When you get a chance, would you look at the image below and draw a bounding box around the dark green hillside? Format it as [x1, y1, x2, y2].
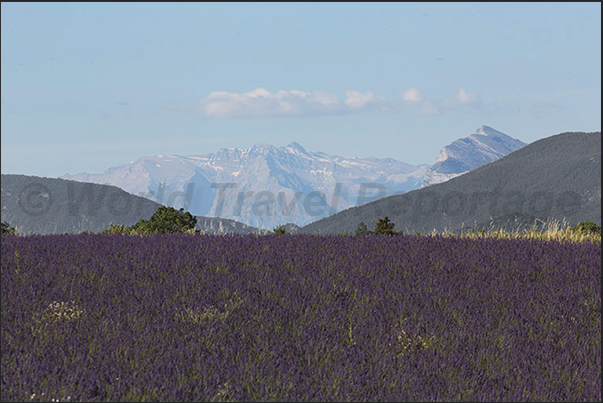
[1, 174, 163, 235]
[300, 131, 601, 234]
[1, 174, 262, 235]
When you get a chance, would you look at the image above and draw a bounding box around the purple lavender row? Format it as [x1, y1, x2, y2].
[1, 234, 600, 401]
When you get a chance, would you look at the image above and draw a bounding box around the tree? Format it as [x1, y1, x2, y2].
[355, 221, 370, 236]
[272, 225, 287, 235]
[133, 206, 197, 234]
[103, 206, 197, 235]
[1, 222, 17, 235]
[373, 216, 402, 236]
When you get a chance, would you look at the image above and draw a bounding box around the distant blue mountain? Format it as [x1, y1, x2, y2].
[60, 126, 526, 229]
[61, 143, 429, 229]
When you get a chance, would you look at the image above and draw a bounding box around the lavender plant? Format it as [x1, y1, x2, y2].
[1, 233, 600, 401]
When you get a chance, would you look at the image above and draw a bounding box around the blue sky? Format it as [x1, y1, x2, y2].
[1, 2, 601, 178]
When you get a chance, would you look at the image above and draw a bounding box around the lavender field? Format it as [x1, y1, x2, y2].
[1, 233, 600, 401]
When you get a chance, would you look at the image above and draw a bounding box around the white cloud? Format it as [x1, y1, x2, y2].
[290, 89, 310, 98]
[398, 88, 439, 115]
[402, 88, 422, 102]
[457, 88, 479, 104]
[439, 87, 485, 113]
[198, 88, 386, 118]
[186, 86, 489, 118]
[313, 91, 340, 106]
[343, 91, 377, 109]
[199, 88, 345, 118]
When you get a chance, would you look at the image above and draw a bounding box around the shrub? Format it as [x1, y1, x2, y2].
[1, 222, 17, 235]
[272, 225, 287, 235]
[570, 220, 601, 235]
[103, 224, 135, 235]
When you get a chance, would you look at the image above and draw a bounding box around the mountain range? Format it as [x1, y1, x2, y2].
[3, 130, 599, 235]
[60, 125, 524, 229]
[299, 131, 601, 234]
[61, 143, 429, 229]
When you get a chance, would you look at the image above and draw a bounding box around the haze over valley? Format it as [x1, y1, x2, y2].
[60, 126, 526, 229]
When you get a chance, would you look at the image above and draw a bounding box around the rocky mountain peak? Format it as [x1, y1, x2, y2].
[422, 126, 526, 187]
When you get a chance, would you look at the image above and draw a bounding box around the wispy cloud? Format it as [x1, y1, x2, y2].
[173, 87, 498, 118]
[194, 88, 389, 118]
[457, 87, 479, 104]
[402, 88, 422, 102]
[196, 88, 383, 118]
[399, 88, 440, 115]
[343, 91, 378, 109]
[440, 87, 482, 112]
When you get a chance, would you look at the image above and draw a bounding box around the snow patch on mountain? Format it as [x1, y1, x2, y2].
[62, 143, 430, 229]
[61, 126, 525, 228]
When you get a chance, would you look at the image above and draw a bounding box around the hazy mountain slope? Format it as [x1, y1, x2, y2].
[61, 142, 429, 229]
[1, 174, 161, 235]
[1, 174, 262, 235]
[422, 125, 526, 187]
[300, 131, 601, 234]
